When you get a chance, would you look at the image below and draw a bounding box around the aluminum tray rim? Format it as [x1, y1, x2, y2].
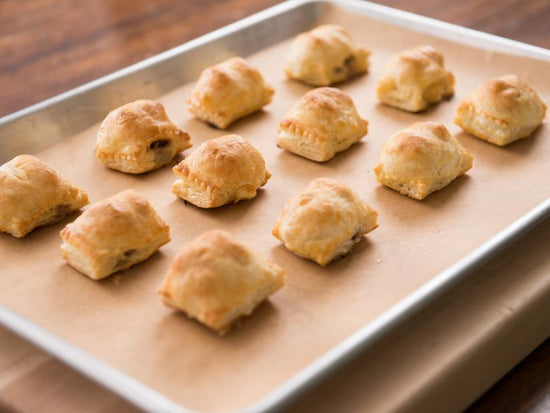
[1, 1, 549, 412]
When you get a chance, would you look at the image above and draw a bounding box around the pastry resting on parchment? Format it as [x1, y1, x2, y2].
[376, 45, 454, 112]
[172, 134, 270, 208]
[285, 24, 370, 86]
[158, 229, 285, 335]
[454, 74, 547, 146]
[187, 57, 274, 129]
[273, 177, 378, 266]
[0, 154, 89, 238]
[96, 99, 191, 174]
[374, 121, 473, 200]
[278, 87, 368, 162]
[60, 189, 170, 280]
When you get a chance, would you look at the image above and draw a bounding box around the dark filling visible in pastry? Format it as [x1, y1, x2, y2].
[149, 139, 173, 164]
[149, 139, 170, 150]
[114, 249, 137, 269]
[332, 230, 363, 262]
[351, 230, 362, 242]
[53, 204, 73, 220]
[43, 204, 74, 226]
[333, 55, 356, 75]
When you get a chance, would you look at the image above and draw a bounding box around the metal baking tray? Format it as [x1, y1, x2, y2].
[1, 1, 549, 412]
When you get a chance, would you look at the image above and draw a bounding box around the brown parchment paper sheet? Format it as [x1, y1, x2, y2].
[1, 5, 549, 412]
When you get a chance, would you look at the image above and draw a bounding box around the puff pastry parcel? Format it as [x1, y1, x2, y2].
[96, 100, 191, 174]
[0, 155, 89, 238]
[272, 178, 378, 266]
[374, 122, 473, 200]
[454, 74, 547, 146]
[285, 24, 370, 86]
[376, 45, 455, 112]
[172, 134, 271, 208]
[158, 229, 285, 335]
[60, 189, 170, 280]
[278, 87, 368, 162]
[187, 57, 274, 129]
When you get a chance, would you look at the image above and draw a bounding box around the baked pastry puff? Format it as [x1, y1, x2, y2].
[158, 229, 285, 335]
[454, 74, 547, 146]
[172, 135, 271, 208]
[376, 45, 454, 112]
[272, 178, 378, 266]
[285, 24, 370, 86]
[96, 100, 191, 174]
[60, 189, 170, 280]
[374, 122, 473, 200]
[0, 155, 89, 238]
[278, 87, 368, 162]
[187, 57, 274, 129]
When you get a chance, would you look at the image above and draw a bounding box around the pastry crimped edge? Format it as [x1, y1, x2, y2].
[277, 87, 369, 162]
[96, 100, 192, 174]
[172, 161, 271, 208]
[171, 135, 271, 208]
[96, 128, 191, 174]
[278, 119, 368, 162]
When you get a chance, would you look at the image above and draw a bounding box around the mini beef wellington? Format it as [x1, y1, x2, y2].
[376, 45, 454, 112]
[172, 135, 271, 208]
[158, 229, 285, 335]
[187, 57, 274, 129]
[60, 190, 170, 280]
[272, 177, 378, 266]
[0, 155, 89, 238]
[285, 24, 370, 86]
[278, 87, 368, 162]
[374, 122, 473, 200]
[454, 74, 547, 146]
[96, 100, 191, 174]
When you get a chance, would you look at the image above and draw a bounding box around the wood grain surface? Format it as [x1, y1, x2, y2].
[1, 0, 549, 412]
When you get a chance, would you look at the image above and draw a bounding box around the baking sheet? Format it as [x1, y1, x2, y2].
[1, 3, 549, 412]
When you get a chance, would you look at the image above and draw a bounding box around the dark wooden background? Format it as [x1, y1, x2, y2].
[1, 0, 549, 412]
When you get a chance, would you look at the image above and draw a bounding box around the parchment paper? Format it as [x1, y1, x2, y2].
[1, 5, 549, 412]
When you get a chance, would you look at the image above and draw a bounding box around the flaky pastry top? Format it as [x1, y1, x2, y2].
[456, 74, 547, 129]
[187, 57, 274, 129]
[279, 87, 368, 142]
[376, 121, 472, 184]
[158, 229, 285, 333]
[60, 189, 170, 260]
[285, 24, 370, 86]
[173, 134, 270, 194]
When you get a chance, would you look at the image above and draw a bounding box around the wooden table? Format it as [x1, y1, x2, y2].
[1, 1, 549, 412]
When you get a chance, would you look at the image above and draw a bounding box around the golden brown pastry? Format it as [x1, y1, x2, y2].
[272, 178, 378, 266]
[0, 155, 89, 238]
[96, 100, 191, 174]
[158, 229, 285, 335]
[376, 45, 454, 112]
[285, 24, 370, 86]
[172, 134, 271, 208]
[278, 87, 368, 162]
[187, 57, 274, 129]
[374, 122, 473, 200]
[60, 189, 170, 280]
[454, 74, 547, 146]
